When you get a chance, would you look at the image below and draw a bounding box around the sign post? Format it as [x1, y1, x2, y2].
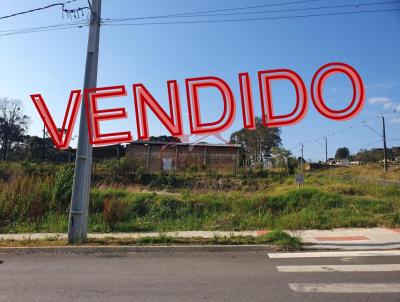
[295, 173, 304, 189]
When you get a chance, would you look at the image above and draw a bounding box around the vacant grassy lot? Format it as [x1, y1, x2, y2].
[0, 161, 399, 233]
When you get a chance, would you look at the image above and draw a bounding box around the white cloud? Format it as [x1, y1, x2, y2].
[383, 102, 394, 109]
[368, 97, 399, 111]
[368, 96, 391, 104]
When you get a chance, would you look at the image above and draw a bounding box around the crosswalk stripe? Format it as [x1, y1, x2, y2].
[289, 283, 400, 293]
[268, 250, 400, 258]
[277, 264, 400, 272]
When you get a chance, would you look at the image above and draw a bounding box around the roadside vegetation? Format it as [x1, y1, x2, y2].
[1, 160, 399, 234]
[0, 230, 301, 250]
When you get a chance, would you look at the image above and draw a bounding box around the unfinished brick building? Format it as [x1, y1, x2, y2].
[125, 141, 241, 174]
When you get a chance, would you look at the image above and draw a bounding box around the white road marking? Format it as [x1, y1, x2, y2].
[268, 250, 400, 258]
[289, 283, 400, 293]
[277, 264, 400, 272]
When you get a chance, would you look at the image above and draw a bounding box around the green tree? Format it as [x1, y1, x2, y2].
[0, 98, 29, 160]
[335, 147, 350, 159]
[271, 147, 296, 175]
[230, 117, 281, 167]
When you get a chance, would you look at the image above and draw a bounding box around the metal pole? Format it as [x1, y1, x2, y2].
[235, 147, 239, 176]
[68, 0, 101, 244]
[300, 143, 304, 171]
[382, 115, 388, 172]
[324, 136, 328, 164]
[146, 144, 151, 170]
[175, 144, 178, 173]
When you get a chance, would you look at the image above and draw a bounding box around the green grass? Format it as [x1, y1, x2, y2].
[0, 163, 399, 234]
[0, 230, 301, 250]
[2, 186, 399, 233]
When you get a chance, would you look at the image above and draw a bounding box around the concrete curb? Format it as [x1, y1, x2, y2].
[0, 244, 273, 254]
[1, 228, 398, 251]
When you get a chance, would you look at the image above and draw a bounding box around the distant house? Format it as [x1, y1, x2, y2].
[69, 144, 126, 162]
[304, 162, 327, 171]
[92, 144, 125, 161]
[328, 159, 350, 166]
[125, 141, 241, 174]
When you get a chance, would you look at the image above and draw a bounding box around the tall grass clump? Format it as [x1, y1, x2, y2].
[0, 176, 53, 231]
[103, 198, 129, 231]
[51, 165, 74, 211]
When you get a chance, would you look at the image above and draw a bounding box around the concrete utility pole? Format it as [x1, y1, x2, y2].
[381, 115, 388, 172]
[324, 136, 328, 164]
[68, 0, 101, 244]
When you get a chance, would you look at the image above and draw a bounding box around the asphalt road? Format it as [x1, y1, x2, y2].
[1, 250, 400, 302]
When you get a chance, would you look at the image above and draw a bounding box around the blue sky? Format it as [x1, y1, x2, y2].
[1, 0, 400, 161]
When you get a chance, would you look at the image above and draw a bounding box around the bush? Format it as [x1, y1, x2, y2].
[103, 198, 129, 231]
[20, 161, 37, 176]
[127, 193, 156, 217]
[150, 195, 182, 219]
[150, 173, 184, 189]
[51, 165, 74, 211]
[0, 163, 11, 181]
[96, 158, 141, 184]
[90, 188, 129, 213]
[263, 189, 345, 214]
[326, 184, 361, 195]
[0, 175, 52, 229]
[258, 230, 302, 250]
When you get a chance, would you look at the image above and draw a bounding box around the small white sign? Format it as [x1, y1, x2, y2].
[162, 158, 173, 171]
[295, 173, 304, 184]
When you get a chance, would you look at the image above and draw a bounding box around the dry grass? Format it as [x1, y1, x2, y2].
[1, 163, 399, 234]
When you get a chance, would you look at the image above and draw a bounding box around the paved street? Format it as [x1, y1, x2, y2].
[1, 250, 400, 302]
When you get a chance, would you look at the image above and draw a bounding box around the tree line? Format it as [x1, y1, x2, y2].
[0, 97, 72, 162]
[2, 97, 397, 166]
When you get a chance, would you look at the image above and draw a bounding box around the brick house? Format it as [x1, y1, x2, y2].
[125, 141, 241, 174]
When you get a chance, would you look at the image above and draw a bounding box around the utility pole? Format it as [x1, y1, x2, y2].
[68, 0, 101, 244]
[324, 136, 328, 164]
[362, 118, 389, 171]
[300, 143, 304, 171]
[381, 115, 388, 172]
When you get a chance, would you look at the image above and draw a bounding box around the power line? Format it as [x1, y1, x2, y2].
[1, 1, 399, 37]
[0, 23, 88, 37]
[103, 0, 325, 22]
[0, 0, 90, 21]
[353, 139, 383, 150]
[291, 117, 379, 153]
[301, 125, 360, 146]
[290, 113, 400, 162]
[0, 20, 87, 33]
[0, 0, 76, 20]
[101, 8, 400, 27]
[363, 120, 383, 137]
[0, 0, 324, 23]
[102, 1, 400, 23]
